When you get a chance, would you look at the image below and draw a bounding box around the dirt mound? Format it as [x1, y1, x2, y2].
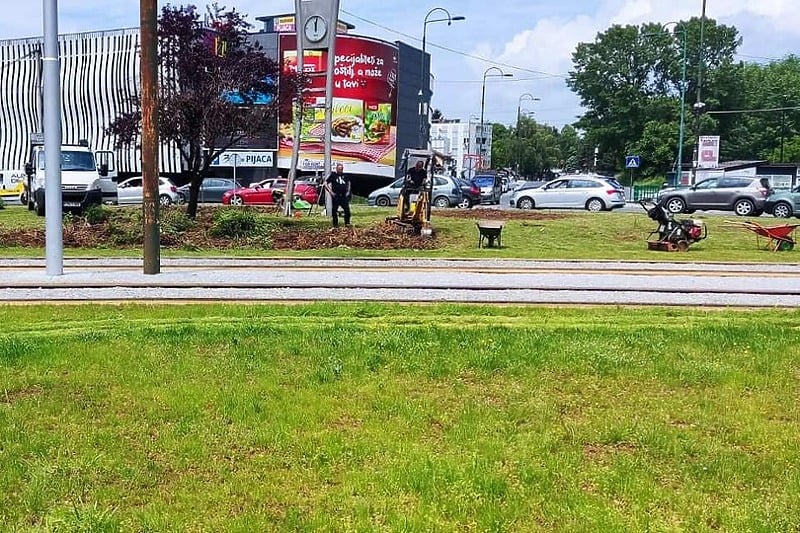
[272, 222, 437, 250]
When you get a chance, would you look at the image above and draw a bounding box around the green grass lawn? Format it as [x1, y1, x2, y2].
[2, 303, 800, 531]
[1, 204, 799, 262]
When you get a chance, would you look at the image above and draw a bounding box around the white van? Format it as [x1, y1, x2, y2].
[25, 140, 118, 216]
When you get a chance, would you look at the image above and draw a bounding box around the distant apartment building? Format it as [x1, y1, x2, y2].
[429, 120, 492, 178]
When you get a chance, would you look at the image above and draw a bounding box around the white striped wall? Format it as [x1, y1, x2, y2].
[0, 28, 182, 174]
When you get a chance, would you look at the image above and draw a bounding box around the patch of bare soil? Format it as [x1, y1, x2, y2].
[272, 222, 437, 250]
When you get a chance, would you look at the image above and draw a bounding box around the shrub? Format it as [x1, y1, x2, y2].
[161, 209, 194, 235]
[83, 204, 108, 225]
[210, 208, 270, 239]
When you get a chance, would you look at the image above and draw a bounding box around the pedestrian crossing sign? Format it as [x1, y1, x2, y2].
[625, 156, 641, 169]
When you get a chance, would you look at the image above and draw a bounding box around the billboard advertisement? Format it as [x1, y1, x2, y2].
[698, 135, 721, 169]
[278, 34, 399, 177]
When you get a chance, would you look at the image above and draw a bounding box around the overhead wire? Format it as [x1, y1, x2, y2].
[339, 8, 567, 80]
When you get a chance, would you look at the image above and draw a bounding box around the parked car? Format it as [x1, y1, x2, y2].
[765, 184, 800, 218]
[456, 178, 482, 208]
[367, 175, 462, 208]
[472, 174, 503, 204]
[510, 175, 626, 211]
[177, 178, 239, 203]
[117, 176, 180, 206]
[657, 176, 771, 216]
[248, 178, 319, 203]
[221, 179, 319, 206]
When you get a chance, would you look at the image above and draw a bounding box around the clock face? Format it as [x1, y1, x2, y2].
[303, 15, 328, 43]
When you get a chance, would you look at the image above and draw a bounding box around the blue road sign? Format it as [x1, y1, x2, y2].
[625, 156, 641, 169]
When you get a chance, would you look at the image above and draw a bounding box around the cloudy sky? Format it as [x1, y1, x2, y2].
[2, 0, 797, 130]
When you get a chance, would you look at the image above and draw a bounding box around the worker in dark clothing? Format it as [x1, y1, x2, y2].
[325, 163, 351, 227]
[401, 160, 427, 214]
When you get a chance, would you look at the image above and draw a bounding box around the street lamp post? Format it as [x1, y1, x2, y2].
[644, 22, 687, 185]
[479, 66, 513, 168]
[691, 0, 708, 186]
[516, 92, 539, 176]
[418, 8, 464, 149]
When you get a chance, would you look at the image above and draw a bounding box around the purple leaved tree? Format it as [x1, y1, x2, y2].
[108, 4, 303, 218]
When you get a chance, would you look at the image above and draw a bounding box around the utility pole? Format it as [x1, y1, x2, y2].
[43, 0, 63, 276]
[141, 0, 160, 274]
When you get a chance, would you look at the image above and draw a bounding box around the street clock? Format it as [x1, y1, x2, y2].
[303, 15, 328, 43]
[297, 0, 337, 50]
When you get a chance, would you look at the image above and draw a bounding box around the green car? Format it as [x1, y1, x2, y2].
[765, 185, 800, 218]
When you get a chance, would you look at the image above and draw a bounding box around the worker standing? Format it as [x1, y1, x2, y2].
[325, 163, 352, 227]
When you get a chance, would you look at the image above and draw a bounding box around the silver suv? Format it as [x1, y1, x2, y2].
[657, 176, 771, 216]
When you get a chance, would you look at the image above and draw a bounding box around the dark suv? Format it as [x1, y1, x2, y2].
[657, 176, 771, 216]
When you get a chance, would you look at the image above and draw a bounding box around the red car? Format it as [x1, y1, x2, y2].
[221, 179, 319, 206]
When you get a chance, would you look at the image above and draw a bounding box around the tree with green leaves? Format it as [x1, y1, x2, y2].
[108, 4, 301, 218]
[568, 18, 742, 177]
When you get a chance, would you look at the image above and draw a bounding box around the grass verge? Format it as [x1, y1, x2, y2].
[2, 303, 800, 531]
[1, 204, 800, 262]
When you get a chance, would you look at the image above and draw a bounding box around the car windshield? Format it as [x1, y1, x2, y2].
[37, 150, 97, 171]
[604, 178, 624, 189]
[473, 177, 496, 187]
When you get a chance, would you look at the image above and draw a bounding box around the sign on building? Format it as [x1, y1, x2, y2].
[211, 151, 275, 167]
[698, 135, 720, 169]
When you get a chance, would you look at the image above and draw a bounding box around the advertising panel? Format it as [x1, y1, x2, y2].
[698, 135, 721, 169]
[0, 169, 26, 199]
[278, 34, 399, 177]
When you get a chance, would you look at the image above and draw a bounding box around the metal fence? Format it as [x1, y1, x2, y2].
[632, 185, 662, 201]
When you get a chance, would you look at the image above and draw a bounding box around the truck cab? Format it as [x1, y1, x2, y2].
[25, 140, 118, 216]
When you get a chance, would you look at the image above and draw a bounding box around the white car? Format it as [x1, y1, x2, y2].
[510, 175, 626, 211]
[117, 176, 181, 206]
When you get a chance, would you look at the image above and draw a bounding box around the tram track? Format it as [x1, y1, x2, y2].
[1, 257, 798, 306]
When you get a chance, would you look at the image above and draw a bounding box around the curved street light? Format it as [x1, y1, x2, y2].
[418, 7, 465, 148]
[516, 93, 540, 175]
[479, 66, 513, 168]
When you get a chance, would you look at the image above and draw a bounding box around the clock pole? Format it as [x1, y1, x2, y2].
[292, 0, 340, 218]
[323, 0, 340, 218]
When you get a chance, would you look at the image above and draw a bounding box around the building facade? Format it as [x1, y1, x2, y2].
[0, 16, 428, 197]
[429, 120, 490, 179]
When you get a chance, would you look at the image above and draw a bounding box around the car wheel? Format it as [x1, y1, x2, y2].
[665, 197, 685, 214]
[586, 198, 605, 212]
[734, 198, 755, 217]
[159, 194, 172, 207]
[517, 197, 534, 210]
[772, 202, 792, 218]
[433, 195, 450, 208]
[457, 197, 471, 209]
[376, 195, 391, 207]
[229, 195, 244, 206]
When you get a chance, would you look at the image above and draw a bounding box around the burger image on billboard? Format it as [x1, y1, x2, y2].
[364, 102, 391, 145]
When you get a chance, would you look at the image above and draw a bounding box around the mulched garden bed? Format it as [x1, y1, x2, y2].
[0, 206, 438, 251]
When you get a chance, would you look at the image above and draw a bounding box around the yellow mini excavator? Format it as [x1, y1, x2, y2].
[387, 149, 434, 236]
